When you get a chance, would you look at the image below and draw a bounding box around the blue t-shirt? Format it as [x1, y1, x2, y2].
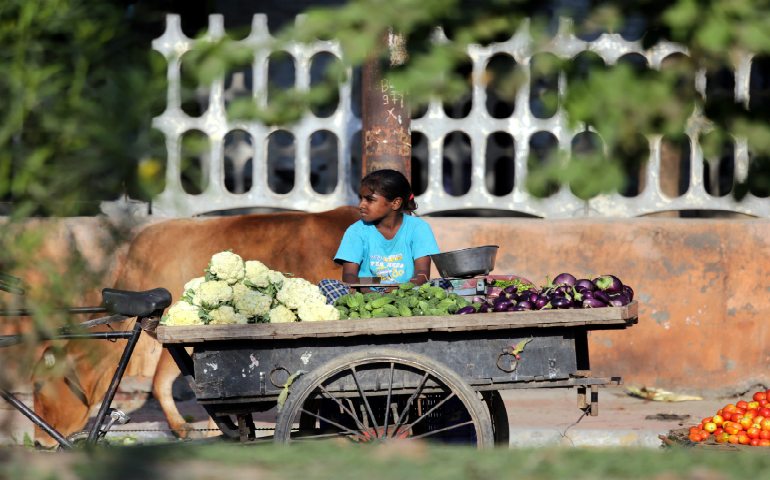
[334, 215, 440, 284]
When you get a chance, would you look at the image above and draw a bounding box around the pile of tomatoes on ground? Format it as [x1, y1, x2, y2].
[690, 390, 770, 446]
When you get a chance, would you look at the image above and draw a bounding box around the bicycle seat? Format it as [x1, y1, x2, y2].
[102, 288, 173, 317]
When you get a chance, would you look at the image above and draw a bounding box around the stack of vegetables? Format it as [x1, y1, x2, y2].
[162, 250, 340, 326]
[334, 283, 471, 319]
[458, 273, 634, 314]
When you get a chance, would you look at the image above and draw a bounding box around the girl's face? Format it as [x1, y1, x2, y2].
[358, 185, 401, 222]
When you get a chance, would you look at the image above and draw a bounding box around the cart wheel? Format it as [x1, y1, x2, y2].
[481, 391, 509, 446]
[274, 348, 494, 448]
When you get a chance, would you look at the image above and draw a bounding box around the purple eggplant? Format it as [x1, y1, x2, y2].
[494, 298, 514, 312]
[551, 296, 573, 309]
[473, 296, 486, 303]
[554, 285, 569, 296]
[607, 292, 630, 307]
[581, 290, 595, 300]
[623, 285, 634, 302]
[512, 305, 527, 311]
[593, 290, 612, 304]
[456, 306, 476, 315]
[575, 279, 595, 292]
[535, 295, 551, 310]
[507, 304, 518, 312]
[526, 292, 539, 303]
[478, 303, 495, 313]
[581, 298, 608, 308]
[516, 300, 534, 310]
[503, 285, 520, 296]
[594, 275, 623, 294]
[553, 273, 577, 286]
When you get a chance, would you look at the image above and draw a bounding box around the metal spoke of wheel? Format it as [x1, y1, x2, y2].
[291, 432, 350, 442]
[317, 384, 369, 433]
[298, 408, 365, 439]
[408, 421, 475, 440]
[382, 362, 395, 436]
[350, 366, 380, 437]
[389, 371, 430, 438]
[393, 392, 456, 438]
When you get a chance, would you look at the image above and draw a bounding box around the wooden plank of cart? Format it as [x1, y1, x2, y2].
[156, 301, 638, 447]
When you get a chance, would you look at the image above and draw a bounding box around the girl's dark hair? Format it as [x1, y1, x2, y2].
[360, 169, 417, 215]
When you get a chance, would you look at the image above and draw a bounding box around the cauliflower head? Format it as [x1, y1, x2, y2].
[209, 305, 249, 325]
[165, 301, 203, 326]
[244, 261, 271, 288]
[194, 280, 234, 307]
[297, 302, 341, 322]
[268, 305, 296, 323]
[183, 276, 206, 294]
[234, 288, 272, 318]
[276, 278, 326, 309]
[209, 251, 245, 284]
[267, 270, 285, 286]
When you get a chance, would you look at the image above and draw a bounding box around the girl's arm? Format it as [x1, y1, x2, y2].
[341, 261, 379, 294]
[409, 256, 432, 286]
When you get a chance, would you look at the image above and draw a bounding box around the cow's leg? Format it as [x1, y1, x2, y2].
[153, 347, 194, 438]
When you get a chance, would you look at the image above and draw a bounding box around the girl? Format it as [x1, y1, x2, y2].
[319, 169, 442, 304]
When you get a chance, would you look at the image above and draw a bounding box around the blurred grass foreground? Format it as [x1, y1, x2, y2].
[3, 442, 770, 480]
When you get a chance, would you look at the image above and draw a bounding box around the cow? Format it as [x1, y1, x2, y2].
[31, 207, 361, 447]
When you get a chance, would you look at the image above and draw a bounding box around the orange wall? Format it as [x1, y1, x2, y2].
[428, 217, 770, 397]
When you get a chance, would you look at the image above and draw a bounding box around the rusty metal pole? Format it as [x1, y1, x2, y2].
[362, 30, 411, 182]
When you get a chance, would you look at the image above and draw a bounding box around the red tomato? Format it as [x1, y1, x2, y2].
[699, 430, 710, 441]
[724, 404, 737, 414]
[761, 399, 769, 408]
[735, 408, 747, 415]
[746, 411, 757, 420]
[690, 432, 703, 442]
[762, 419, 770, 431]
[751, 438, 760, 446]
[754, 415, 765, 425]
[760, 439, 770, 447]
[689, 426, 701, 435]
[760, 408, 770, 417]
[737, 400, 749, 409]
[704, 422, 717, 433]
[733, 414, 745, 424]
[725, 424, 739, 435]
[715, 432, 729, 443]
[714, 428, 725, 435]
[729, 434, 740, 444]
[760, 430, 770, 440]
[741, 417, 755, 430]
[712, 415, 724, 426]
[754, 392, 767, 402]
[749, 401, 760, 410]
[740, 435, 751, 445]
[702, 417, 713, 424]
[722, 413, 732, 421]
[748, 427, 761, 439]
[717, 409, 724, 416]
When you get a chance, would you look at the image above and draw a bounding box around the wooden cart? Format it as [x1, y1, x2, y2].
[156, 301, 639, 447]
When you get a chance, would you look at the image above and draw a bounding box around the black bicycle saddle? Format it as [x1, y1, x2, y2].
[102, 288, 173, 317]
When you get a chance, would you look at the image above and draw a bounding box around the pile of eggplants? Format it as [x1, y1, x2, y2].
[455, 273, 633, 314]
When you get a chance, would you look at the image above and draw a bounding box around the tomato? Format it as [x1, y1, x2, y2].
[760, 408, 770, 417]
[725, 424, 739, 435]
[740, 435, 751, 445]
[700, 430, 710, 441]
[729, 434, 740, 444]
[737, 400, 749, 409]
[735, 408, 746, 415]
[754, 392, 767, 402]
[712, 415, 724, 426]
[762, 419, 770, 431]
[760, 430, 770, 440]
[704, 422, 717, 433]
[717, 409, 723, 416]
[715, 432, 730, 443]
[748, 427, 761, 439]
[749, 401, 760, 410]
[724, 404, 737, 414]
[689, 426, 701, 435]
[714, 428, 725, 435]
[746, 411, 757, 420]
[760, 439, 770, 447]
[690, 432, 703, 442]
[754, 415, 765, 425]
[751, 438, 760, 446]
[733, 414, 745, 424]
[722, 412, 732, 421]
[741, 417, 755, 430]
[761, 399, 769, 408]
[702, 417, 713, 424]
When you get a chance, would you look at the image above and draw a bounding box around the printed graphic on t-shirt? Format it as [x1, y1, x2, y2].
[370, 253, 405, 282]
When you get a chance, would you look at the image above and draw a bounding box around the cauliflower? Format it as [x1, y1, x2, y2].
[209, 251, 245, 285]
[165, 301, 203, 326]
[209, 305, 249, 325]
[193, 280, 234, 307]
[244, 261, 271, 288]
[232, 281, 250, 300]
[297, 302, 341, 322]
[267, 270, 285, 286]
[268, 305, 296, 323]
[234, 288, 272, 318]
[183, 276, 205, 294]
[276, 278, 326, 309]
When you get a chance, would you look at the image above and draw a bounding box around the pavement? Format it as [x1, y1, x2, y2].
[0, 384, 732, 449]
